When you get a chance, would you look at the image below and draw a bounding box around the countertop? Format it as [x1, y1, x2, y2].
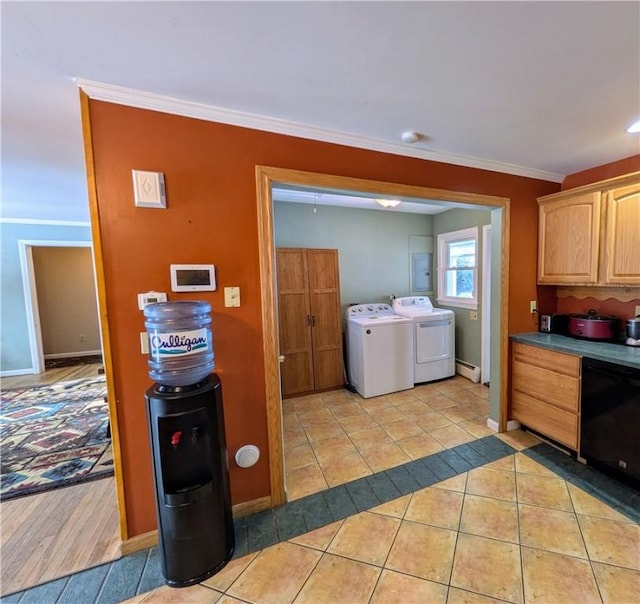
[510, 332, 640, 370]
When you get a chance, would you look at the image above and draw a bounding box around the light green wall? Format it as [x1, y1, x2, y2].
[0, 221, 92, 373]
[432, 207, 492, 368]
[273, 202, 432, 315]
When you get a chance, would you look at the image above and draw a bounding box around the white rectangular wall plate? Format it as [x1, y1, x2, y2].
[140, 332, 149, 354]
[224, 286, 240, 307]
[137, 291, 168, 310]
[132, 170, 166, 208]
[170, 264, 216, 292]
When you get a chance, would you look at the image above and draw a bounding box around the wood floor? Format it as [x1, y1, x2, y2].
[1, 362, 103, 388]
[1, 364, 121, 597]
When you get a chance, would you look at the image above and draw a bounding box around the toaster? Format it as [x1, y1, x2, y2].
[539, 313, 569, 334]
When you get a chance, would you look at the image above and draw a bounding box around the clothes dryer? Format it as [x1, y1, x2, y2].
[346, 303, 414, 398]
[392, 296, 455, 383]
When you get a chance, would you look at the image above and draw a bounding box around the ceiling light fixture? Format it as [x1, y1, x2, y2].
[626, 120, 640, 133]
[401, 131, 420, 144]
[376, 199, 401, 208]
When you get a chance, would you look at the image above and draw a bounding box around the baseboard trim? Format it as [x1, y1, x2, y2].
[0, 368, 34, 377]
[487, 418, 520, 433]
[232, 495, 272, 517]
[121, 530, 158, 555]
[44, 350, 102, 359]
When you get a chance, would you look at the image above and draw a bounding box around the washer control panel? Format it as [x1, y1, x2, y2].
[347, 303, 394, 318]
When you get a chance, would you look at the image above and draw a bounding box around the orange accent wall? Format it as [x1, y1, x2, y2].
[562, 154, 640, 190]
[87, 100, 559, 536]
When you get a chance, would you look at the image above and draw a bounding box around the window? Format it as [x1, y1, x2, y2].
[437, 227, 478, 309]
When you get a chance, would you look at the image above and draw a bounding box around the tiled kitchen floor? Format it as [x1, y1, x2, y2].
[283, 377, 494, 500]
[5, 378, 639, 603]
[126, 450, 639, 604]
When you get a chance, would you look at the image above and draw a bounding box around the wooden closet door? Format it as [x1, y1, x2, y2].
[276, 248, 314, 396]
[307, 249, 344, 390]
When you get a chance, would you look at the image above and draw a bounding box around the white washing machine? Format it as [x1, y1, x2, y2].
[346, 303, 414, 399]
[392, 296, 455, 384]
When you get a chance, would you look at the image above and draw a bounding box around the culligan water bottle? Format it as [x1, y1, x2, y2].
[144, 300, 214, 387]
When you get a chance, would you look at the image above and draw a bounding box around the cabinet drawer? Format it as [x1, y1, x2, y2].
[512, 391, 578, 450]
[512, 360, 579, 412]
[512, 342, 580, 377]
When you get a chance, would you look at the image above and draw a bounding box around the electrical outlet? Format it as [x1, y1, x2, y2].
[140, 332, 149, 354]
[530, 300, 537, 314]
[470, 310, 478, 320]
[635, 305, 640, 317]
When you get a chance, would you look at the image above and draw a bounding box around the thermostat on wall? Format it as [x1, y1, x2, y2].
[170, 264, 216, 292]
[137, 291, 168, 310]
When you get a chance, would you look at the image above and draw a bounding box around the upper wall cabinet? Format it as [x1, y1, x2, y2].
[603, 183, 640, 284]
[537, 172, 640, 286]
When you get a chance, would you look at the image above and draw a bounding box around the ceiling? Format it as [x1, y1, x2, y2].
[271, 186, 474, 215]
[2, 1, 639, 222]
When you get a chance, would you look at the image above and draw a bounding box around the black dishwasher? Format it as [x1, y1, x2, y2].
[580, 357, 640, 488]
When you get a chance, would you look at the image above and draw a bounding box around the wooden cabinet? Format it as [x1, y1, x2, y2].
[276, 248, 344, 397]
[511, 342, 581, 450]
[538, 192, 601, 284]
[537, 172, 640, 286]
[602, 183, 640, 284]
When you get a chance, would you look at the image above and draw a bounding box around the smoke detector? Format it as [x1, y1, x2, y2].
[401, 131, 420, 144]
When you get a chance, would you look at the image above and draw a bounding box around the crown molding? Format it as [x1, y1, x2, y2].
[76, 78, 564, 183]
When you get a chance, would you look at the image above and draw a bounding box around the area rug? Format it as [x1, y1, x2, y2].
[0, 376, 113, 501]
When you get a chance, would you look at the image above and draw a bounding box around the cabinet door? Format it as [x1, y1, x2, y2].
[307, 249, 344, 390]
[538, 192, 601, 284]
[602, 183, 640, 285]
[276, 248, 314, 396]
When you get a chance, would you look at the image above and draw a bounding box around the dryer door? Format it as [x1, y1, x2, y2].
[416, 319, 453, 363]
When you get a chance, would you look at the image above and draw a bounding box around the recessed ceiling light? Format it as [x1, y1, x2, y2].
[626, 120, 640, 133]
[376, 199, 401, 208]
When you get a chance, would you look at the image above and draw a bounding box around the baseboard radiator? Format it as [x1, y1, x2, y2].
[455, 359, 481, 383]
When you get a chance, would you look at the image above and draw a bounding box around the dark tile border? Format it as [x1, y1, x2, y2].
[522, 442, 640, 524]
[3, 434, 518, 603]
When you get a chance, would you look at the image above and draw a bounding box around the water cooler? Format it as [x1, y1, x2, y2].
[144, 301, 234, 587]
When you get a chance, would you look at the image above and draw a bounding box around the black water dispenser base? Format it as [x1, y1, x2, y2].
[146, 374, 235, 586]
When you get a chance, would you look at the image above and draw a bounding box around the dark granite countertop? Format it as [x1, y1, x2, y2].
[510, 332, 640, 370]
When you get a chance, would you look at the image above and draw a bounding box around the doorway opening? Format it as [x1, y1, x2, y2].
[256, 166, 510, 507]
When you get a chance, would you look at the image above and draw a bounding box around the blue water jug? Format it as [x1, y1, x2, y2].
[144, 300, 214, 387]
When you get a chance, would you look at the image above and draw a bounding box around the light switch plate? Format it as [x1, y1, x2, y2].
[224, 286, 240, 307]
[140, 332, 149, 354]
[635, 305, 640, 317]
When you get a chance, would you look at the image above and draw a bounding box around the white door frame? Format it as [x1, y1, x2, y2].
[480, 225, 491, 384]
[18, 240, 94, 374]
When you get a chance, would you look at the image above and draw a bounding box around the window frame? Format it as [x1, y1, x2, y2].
[436, 226, 479, 310]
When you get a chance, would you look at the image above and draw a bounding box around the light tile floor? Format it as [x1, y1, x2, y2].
[125, 451, 640, 603]
[283, 377, 492, 500]
[120, 378, 639, 604]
